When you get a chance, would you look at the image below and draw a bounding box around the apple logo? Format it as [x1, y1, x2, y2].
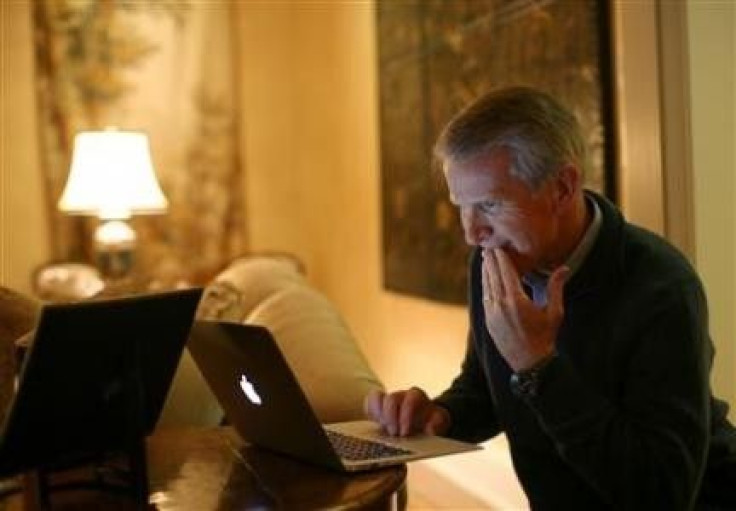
[239, 374, 262, 405]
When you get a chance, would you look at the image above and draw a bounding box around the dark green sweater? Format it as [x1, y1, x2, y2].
[435, 192, 736, 510]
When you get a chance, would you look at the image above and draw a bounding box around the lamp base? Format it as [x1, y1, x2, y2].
[94, 220, 137, 280]
[95, 248, 135, 280]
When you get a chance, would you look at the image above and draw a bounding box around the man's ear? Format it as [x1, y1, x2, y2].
[553, 163, 580, 208]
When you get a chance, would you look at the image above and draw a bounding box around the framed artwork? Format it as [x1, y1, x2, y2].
[376, 0, 615, 304]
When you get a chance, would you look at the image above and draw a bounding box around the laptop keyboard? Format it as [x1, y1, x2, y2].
[325, 429, 413, 461]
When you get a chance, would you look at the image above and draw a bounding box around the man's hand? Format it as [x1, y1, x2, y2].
[482, 248, 568, 371]
[363, 387, 451, 437]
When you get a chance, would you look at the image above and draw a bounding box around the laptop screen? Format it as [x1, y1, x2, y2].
[0, 288, 202, 477]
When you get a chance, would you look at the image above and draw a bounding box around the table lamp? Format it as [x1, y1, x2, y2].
[58, 130, 168, 279]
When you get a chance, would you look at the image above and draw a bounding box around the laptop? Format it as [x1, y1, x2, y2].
[0, 288, 203, 477]
[188, 320, 480, 472]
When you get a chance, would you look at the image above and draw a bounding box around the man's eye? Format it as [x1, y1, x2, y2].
[478, 201, 499, 214]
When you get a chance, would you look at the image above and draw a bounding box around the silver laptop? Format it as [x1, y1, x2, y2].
[187, 320, 480, 472]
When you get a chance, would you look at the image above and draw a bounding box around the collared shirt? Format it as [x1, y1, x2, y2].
[523, 197, 602, 305]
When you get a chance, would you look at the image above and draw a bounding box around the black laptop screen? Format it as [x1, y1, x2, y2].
[0, 288, 202, 477]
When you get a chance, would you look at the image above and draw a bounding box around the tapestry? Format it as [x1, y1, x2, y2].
[32, 0, 246, 286]
[376, 0, 614, 304]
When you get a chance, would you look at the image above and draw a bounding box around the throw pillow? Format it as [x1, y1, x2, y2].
[198, 256, 305, 322]
[246, 285, 383, 423]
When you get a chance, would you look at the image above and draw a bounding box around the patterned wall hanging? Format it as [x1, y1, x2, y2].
[376, 0, 615, 304]
[33, 0, 247, 286]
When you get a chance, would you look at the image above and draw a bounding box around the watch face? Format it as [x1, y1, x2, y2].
[510, 354, 558, 400]
[510, 370, 540, 399]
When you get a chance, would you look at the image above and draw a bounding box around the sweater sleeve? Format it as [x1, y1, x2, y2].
[526, 279, 711, 510]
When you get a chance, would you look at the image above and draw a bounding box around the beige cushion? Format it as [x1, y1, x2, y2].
[158, 350, 224, 427]
[0, 288, 40, 422]
[246, 286, 383, 423]
[169, 256, 306, 426]
[198, 256, 305, 322]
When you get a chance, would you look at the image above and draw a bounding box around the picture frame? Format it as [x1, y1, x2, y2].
[376, 0, 615, 304]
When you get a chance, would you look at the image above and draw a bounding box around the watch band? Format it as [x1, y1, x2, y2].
[509, 352, 558, 400]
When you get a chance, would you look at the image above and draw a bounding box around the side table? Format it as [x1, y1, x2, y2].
[4, 427, 408, 510]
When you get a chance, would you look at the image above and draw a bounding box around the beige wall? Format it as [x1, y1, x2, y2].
[688, 0, 736, 408]
[236, 1, 468, 395]
[0, 1, 49, 294]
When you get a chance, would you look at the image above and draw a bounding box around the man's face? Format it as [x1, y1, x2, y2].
[444, 147, 562, 275]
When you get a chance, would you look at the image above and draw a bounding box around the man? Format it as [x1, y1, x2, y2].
[365, 87, 736, 510]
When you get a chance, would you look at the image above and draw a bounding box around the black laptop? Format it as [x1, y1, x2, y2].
[188, 320, 480, 472]
[0, 288, 202, 477]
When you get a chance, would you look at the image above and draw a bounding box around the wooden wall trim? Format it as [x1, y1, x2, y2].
[657, 1, 696, 263]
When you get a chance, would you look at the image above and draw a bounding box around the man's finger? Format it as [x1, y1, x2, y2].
[493, 248, 524, 298]
[481, 251, 492, 304]
[381, 391, 405, 436]
[485, 249, 505, 301]
[546, 266, 569, 318]
[363, 389, 385, 423]
[399, 387, 429, 436]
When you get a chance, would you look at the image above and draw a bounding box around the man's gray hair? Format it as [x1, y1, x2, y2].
[434, 87, 589, 189]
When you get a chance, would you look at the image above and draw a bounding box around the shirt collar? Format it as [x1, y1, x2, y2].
[560, 196, 602, 278]
[523, 196, 602, 302]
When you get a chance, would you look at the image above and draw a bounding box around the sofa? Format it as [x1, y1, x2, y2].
[160, 255, 383, 426]
[0, 255, 383, 430]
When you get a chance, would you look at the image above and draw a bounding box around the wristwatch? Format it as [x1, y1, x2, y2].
[509, 353, 557, 400]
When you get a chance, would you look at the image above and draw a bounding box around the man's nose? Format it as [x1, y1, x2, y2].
[462, 206, 491, 245]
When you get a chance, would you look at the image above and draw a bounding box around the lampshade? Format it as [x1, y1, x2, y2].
[58, 130, 168, 220]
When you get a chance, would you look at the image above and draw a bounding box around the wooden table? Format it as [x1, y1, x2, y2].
[2, 427, 407, 510]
